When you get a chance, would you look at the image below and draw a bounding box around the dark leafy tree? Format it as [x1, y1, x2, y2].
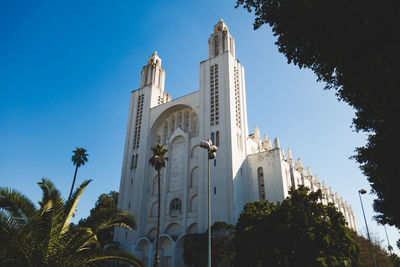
[183, 222, 235, 267]
[355, 233, 400, 267]
[78, 191, 119, 249]
[235, 0, 400, 229]
[235, 186, 360, 267]
[0, 179, 142, 266]
[183, 233, 207, 267]
[68, 147, 89, 202]
[149, 143, 168, 267]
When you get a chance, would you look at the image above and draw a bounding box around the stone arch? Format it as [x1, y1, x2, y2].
[190, 195, 198, 212]
[165, 223, 183, 237]
[135, 238, 151, 267]
[175, 234, 186, 267]
[159, 235, 173, 267]
[187, 223, 198, 234]
[190, 166, 199, 188]
[149, 104, 197, 146]
[151, 202, 158, 217]
[147, 228, 157, 240]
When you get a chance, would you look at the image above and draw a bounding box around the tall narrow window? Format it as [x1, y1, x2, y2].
[177, 112, 182, 129]
[134, 154, 138, 168]
[133, 94, 144, 149]
[216, 131, 220, 146]
[210, 64, 219, 126]
[184, 111, 189, 132]
[211, 132, 215, 145]
[130, 155, 135, 169]
[214, 35, 219, 56]
[234, 66, 241, 128]
[163, 122, 168, 144]
[258, 167, 265, 200]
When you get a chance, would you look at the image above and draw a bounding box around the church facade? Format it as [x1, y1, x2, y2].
[114, 19, 357, 267]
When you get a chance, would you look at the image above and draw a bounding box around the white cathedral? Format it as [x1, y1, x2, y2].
[115, 19, 357, 267]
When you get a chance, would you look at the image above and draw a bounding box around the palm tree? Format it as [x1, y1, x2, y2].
[0, 178, 142, 267]
[149, 143, 168, 267]
[68, 147, 89, 202]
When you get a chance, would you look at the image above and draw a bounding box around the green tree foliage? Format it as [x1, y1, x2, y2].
[235, 186, 360, 267]
[68, 147, 89, 201]
[183, 222, 235, 267]
[355, 233, 400, 267]
[0, 179, 142, 267]
[149, 143, 168, 267]
[235, 0, 400, 229]
[78, 191, 119, 249]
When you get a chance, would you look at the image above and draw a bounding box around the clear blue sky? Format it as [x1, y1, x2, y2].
[1, 0, 399, 254]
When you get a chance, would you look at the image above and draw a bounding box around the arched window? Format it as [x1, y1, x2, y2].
[258, 167, 265, 200]
[169, 198, 182, 217]
[151, 202, 158, 217]
[190, 195, 198, 212]
[190, 167, 199, 188]
[191, 146, 198, 159]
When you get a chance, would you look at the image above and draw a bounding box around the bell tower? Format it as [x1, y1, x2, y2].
[199, 19, 249, 226]
[208, 19, 236, 59]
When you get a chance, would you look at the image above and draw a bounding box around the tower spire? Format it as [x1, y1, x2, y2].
[140, 51, 165, 90]
[208, 19, 236, 58]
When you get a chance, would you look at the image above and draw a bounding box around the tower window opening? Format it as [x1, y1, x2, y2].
[134, 154, 138, 168]
[130, 155, 135, 169]
[133, 94, 144, 149]
[214, 35, 219, 56]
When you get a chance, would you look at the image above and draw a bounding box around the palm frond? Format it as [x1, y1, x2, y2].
[0, 187, 37, 225]
[72, 147, 89, 167]
[62, 179, 92, 233]
[86, 248, 143, 266]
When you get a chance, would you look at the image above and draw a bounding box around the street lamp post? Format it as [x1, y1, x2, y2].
[200, 139, 218, 267]
[384, 225, 395, 267]
[358, 189, 377, 267]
